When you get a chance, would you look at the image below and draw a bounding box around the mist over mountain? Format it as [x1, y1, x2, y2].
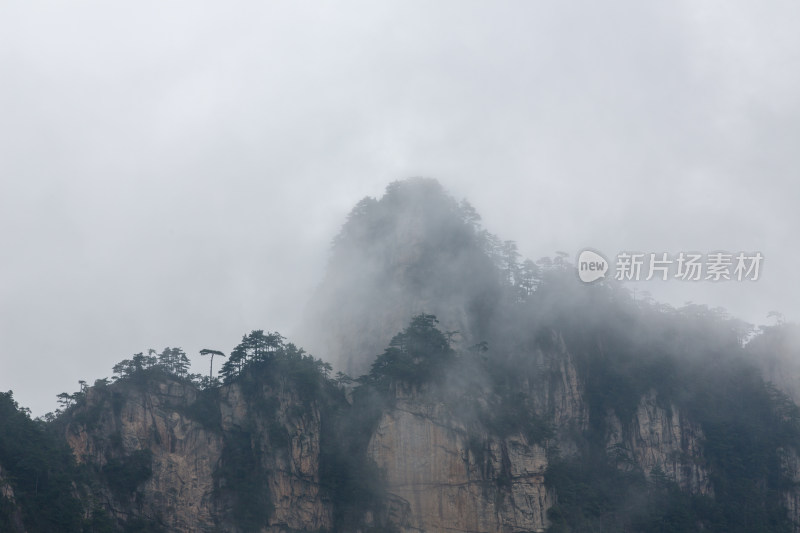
[303, 178, 503, 376]
[2, 179, 800, 532]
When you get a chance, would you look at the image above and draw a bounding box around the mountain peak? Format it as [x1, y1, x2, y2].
[303, 179, 501, 376]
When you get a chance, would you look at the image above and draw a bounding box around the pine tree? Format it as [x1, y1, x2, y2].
[199, 349, 225, 379]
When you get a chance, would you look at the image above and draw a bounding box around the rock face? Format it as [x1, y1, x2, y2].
[605, 390, 712, 495]
[368, 395, 553, 533]
[66, 379, 222, 531]
[364, 342, 715, 533]
[59, 342, 800, 532]
[64, 374, 333, 532]
[62, 336, 723, 533]
[781, 449, 800, 530]
[0, 464, 26, 533]
[217, 382, 332, 532]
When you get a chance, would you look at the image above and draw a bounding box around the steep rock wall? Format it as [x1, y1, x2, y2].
[605, 390, 712, 495]
[0, 464, 26, 533]
[368, 396, 552, 533]
[64, 375, 333, 532]
[65, 379, 221, 531]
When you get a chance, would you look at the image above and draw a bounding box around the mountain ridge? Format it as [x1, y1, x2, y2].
[2, 178, 800, 532]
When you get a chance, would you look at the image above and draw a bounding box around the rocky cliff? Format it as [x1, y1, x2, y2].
[63, 370, 333, 532]
[604, 390, 712, 496]
[65, 379, 221, 530]
[367, 389, 553, 533]
[0, 464, 26, 533]
[57, 333, 728, 533]
[362, 339, 717, 532]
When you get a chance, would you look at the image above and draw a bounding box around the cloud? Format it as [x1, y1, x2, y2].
[1, 0, 798, 414]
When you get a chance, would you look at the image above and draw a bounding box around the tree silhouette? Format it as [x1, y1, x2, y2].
[199, 349, 226, 379]
[369, 313, 454, 386]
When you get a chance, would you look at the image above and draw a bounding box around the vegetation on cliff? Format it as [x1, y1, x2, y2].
[0, 391, 117, 532]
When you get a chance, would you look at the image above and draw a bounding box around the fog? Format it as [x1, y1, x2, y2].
[1, 1, 799, 415]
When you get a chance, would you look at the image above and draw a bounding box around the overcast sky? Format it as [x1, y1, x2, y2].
[2, 1, 799, 415]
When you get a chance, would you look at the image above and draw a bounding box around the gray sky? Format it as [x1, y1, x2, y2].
[1, 1, 799, 415]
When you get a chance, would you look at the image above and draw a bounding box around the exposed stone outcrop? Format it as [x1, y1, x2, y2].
[66, 379, 222, 531]
[605, 390, 712, 495]
[59, 345, 800, 532]
[368, 395, 553, 533]
[780, 448, 800, 530]
[0, 464, 26, 533]
[218, 382, 332, 532]
[525, 332, 589, 448]
[365, 344, 717, 533]
[0, 464, 16, 503]
[64, 375, 333, 532]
